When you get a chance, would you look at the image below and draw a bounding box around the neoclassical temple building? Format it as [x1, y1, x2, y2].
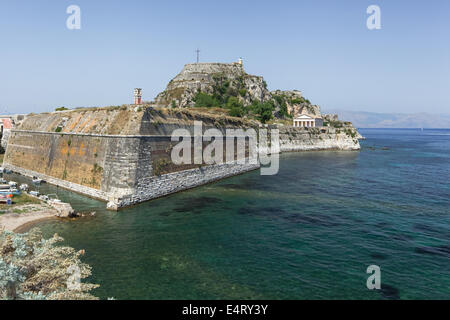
[293, 115, 324, 128]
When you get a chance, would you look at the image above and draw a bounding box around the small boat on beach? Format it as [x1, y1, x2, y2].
[8, 181, 17, 188]
[29, 191, 40, 197]
[32, 176, 44, 184]
[20, 184, 29, 191]
[47, 194, 61, 203]
[39, 195, 49, 201]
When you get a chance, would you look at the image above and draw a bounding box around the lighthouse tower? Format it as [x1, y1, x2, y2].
[134, 88, 142, 105]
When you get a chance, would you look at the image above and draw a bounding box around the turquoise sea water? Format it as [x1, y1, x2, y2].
[12, 129, 450, 300]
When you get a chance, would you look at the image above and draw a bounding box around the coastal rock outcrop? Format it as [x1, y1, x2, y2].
[154, 62, 272, 108]
[49, 201, 76, 218]
[270, 90, 321, 118]
[153, 62, 325, 121]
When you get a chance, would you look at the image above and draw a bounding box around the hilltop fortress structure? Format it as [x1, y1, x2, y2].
[2, 61, 361, 210]
[154, 61, 271, 108]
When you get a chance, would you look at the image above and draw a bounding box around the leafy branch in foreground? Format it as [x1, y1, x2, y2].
[0, 228, 99, 300]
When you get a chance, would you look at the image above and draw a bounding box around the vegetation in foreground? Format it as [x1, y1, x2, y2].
[0, 228, 99, 300]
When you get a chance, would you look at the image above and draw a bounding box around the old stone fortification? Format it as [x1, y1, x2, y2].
[3, 107, 261, 209]
[1, 114, 27, 149]
[1, 130, 11, 149]
[3, 106, 360, 209]
[153, 62, 331, 121]
[152, 63, 336, 122]
[154, 62, 273, 109]
[278, 125, 360, 152]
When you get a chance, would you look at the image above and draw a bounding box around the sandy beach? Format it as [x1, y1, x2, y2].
[0, 204, 58, 233]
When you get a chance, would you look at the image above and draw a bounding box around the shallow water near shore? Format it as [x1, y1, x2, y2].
[13, 128, 450, 300]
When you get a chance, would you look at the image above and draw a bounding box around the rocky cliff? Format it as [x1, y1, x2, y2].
[270, 90, 321, 117]
[154, 62, 272, 108]
[153, 61, 322, 120]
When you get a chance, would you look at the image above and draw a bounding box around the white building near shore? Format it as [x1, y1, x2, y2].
[293, 115, 324, 128]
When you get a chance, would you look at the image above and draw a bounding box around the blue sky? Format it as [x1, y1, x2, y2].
[0, 0, 449, 114]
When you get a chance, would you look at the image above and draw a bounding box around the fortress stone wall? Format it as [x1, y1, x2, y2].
[3, 108, 261, 209]
[2, 107, 360, 209]
[172, 63, 246, 82]
[278, 126, 361, 152]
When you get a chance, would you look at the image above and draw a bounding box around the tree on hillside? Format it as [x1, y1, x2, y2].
[194, 92, 220, 108]
[0, 228, 99, 300]
[225, 97, 246, 118]
[250, 101, 275, 124]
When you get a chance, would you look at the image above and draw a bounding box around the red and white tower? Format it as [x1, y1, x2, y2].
[134, 88, 142, 105]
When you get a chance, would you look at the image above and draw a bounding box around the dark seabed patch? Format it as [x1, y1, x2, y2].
[220, 181, 274, 192]
[413, 223, 449, 239]
[370, 252, 387, 260]
[237, 206, 340, 227]
[237, 207, 256, 215]
[220, 183, 250, 190]
[391, 234, 414, 242]
[380, 284, 400, 300]
[413, 223, 441, 234]
[286, 213, 340, 227]
[375, 222, 391, 228]
[415, 245, 450, 258]
[236, 206, 287, 220]
[174, 196, 224, 213]
[159, 211, 171, 217]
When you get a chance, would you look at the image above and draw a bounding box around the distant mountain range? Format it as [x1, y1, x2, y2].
[323, 110, 450, 129]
